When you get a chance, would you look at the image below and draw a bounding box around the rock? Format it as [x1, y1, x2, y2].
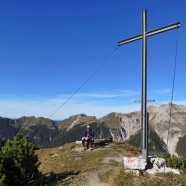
[171, 168, 181, 175]
[146, 167, 180, 175]
[153, 163, 160, 170]
[74, 157, 82, 161]
[159, 167, 180, 175]
[149, 157, 165, 168]
[51, 153, 59, 158]
[146, 169, 158, 175]
[76, 141, 82, 144]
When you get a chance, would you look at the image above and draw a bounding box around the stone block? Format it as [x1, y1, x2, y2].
[123, 157, 147, 170]
[76, 141, 82, 144]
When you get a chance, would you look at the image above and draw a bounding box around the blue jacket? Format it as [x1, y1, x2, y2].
[82, 130, 94, 138]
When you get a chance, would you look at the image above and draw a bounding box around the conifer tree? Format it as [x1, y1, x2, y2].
[0, 135, 41, 185]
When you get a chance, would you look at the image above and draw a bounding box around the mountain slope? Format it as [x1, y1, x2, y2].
[0, 103, 186, 156]
[17, 116, 60, 146]
[48, 121, 112, 147]
[176, 135, 186, 156]
[0, 117, 19, 140]
[148, 103, 186, 155]
[99, 111, 141, 142]
[127, 128, 167, 155]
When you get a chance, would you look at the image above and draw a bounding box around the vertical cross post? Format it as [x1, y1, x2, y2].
[135, 100, 155, 161]
[141, 10, 147, 160]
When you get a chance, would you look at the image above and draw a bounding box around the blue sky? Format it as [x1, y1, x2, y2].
[0, 0, 186, 119]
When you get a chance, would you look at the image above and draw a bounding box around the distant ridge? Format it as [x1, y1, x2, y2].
[0, 103, 186, 156]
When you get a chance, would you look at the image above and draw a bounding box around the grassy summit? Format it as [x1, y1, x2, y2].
[36, 142, 186, 185]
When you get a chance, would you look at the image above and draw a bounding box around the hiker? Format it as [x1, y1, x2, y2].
[82, 125, 94, 150]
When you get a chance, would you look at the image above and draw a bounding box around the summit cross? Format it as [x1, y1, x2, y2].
[118, 10, 180, 161]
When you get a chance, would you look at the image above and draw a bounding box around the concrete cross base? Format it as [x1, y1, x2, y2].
[123, 157, 147, 170]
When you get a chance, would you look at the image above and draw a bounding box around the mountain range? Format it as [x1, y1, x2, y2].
[0, 103, 186, 157]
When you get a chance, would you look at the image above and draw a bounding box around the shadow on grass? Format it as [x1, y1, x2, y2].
[94, 139, 113, 149]
[27, 171, 80, 186]
[56, 170, 80, 180]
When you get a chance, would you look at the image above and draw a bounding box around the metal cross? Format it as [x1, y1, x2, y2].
[118, 10, 180, 161]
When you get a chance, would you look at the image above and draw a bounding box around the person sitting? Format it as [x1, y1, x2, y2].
[82, 125, 94, 150]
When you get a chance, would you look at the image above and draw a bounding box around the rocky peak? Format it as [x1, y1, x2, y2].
[57, 114, 97, 131]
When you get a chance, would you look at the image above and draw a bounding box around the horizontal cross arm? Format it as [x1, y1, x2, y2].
[118, 22, 180, 46]
[134, 99, 155, 103]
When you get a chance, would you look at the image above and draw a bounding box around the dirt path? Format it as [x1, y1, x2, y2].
[68, 146, 123, 186]
[66, 146, 110, 186]
[81, 169, 108, 186]
[69, 168, 109, 186]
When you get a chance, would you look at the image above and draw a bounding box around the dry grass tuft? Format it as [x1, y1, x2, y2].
[98, 166, 186, 186]
[37, 143, 76, 174]
[110, 142, 141, 156]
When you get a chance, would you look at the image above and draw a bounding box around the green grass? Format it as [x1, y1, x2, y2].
[74, 150, 108, 173]
[37, 142, 140, 184]
[108, 159, 121, 167]
[110, 142, 141, 157]
[156, 173, 186, 185]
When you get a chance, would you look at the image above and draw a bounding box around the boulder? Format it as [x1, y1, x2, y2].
[159, 167, 180, 175]
[146, 169, 158, 175]
[149, 157, 165, 168]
